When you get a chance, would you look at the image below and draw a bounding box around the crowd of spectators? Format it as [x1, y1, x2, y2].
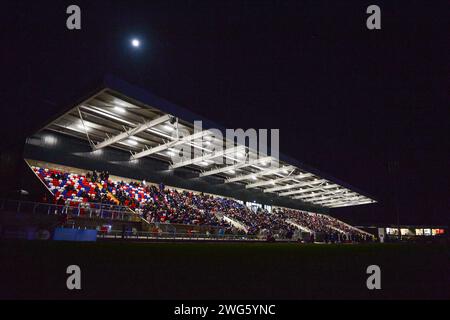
[274, 208, 372, 241]
[225, 206, 296, 237]
[32, 166, 372, 241]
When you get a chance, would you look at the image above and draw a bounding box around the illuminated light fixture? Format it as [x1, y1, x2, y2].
[282, 169, 288, 174]
[228, 169, 235, 174]
[164, 125, 174, 131]
[114, 106, 126, 114]
[167, 151, 175, 157]
[77, 123, 89, 131]
[200, 161, 209, 166]
[251, 175, 257, 180]
[92, 149, 103, 155]
[43, 135, 57, 145]
[127, 139, 138, 146]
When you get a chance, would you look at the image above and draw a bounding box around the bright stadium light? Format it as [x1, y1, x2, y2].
[114, 106, 126, 114]
[164, 125, 174, 131]
[127, 139, 138, 146]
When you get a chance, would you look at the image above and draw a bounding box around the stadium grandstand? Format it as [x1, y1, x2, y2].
[0, 75, 376, 242]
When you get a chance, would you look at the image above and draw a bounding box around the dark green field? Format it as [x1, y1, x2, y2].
[0, 240, 448, 299]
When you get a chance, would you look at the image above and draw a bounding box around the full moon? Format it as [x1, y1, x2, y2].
[131, 39, 140, 47]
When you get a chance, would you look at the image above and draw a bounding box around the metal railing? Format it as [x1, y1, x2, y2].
[0, 198, 138, 222]
[2, 199, 369, 242]
[98, 229, 266, 241]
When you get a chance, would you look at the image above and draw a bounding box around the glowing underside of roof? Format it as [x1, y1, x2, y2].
[43, 88, 376, 209]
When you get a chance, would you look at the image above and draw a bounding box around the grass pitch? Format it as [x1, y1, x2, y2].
[0, 240, 448, 299]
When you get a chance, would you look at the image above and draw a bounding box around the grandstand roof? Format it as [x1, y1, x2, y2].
[38, 75, 376, 209]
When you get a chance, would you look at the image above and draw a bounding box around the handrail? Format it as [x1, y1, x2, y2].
[0, 198, 138, 222]
[285, 219, 313, 233]
[98, 230, 267, 241]
[0, 198, 133, 212]
[1, 198, 374, 241]
[221, 214, 248, 232]
[316, 212, 373, 237]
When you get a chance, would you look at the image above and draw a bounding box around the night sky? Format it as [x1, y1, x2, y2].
[1, 1, 449, 226]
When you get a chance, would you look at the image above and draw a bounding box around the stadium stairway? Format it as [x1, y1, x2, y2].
[96, 182, 119, 205]
[316, 213, 373, 237]
[334, 219, 372, 237]
[285, 219, 312, 233]
[221, 215, 248, 233]
[329, 225, 347, 235]
[93, 182, 152, 227]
